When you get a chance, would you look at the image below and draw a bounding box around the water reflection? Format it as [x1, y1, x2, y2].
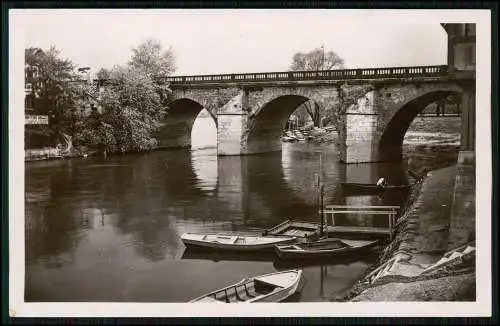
[25, 142, 410, 302]
[191, 148, 217, 192]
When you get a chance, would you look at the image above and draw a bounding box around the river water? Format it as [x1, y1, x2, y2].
[25, 116, 411, 302]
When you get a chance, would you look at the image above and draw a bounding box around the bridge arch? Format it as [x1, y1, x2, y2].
[156, 98, 216, 149]
[244, 95, 313, 153]
[377, 84, 462, 162]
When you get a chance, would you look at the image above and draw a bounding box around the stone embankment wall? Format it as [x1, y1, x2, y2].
[25, 147, 63, 161]
[335, 163, 476, 301]
[406, 116, 461, 134]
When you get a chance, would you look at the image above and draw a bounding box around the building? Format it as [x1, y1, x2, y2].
[441, 23, 475, 152]
[443, 23, 476, 71]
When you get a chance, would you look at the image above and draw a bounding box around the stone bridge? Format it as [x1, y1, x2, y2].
[157, 65, 473, 163]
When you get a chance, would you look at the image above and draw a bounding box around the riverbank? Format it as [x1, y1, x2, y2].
[332, 153, 476, 301]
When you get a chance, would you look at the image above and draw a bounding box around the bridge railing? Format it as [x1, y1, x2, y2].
[162, 65, 449, 85]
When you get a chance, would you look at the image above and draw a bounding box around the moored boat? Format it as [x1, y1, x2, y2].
[274, 238, 378, 260]
[262, 220, 320, 240]
[180, 233, 297, 251]
[189, 269, 304, 303]
[341, 182, 410, 194]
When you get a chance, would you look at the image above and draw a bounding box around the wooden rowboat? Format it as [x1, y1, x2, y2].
[189, 269, 304, 303]
[180, 233, 297, 251]
[341, 182, 410, 194]
[262, 220, 320, 240]
[274, 238, 379, 260]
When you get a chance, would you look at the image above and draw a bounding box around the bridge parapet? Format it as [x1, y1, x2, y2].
[163, 65, 449, 85]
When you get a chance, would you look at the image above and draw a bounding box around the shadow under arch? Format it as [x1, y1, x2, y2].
[156, 98, 217, 149]
[246, 95, 311, 154]
[379, 90, 462, 162]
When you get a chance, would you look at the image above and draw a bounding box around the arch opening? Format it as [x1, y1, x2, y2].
[379, 90, 461, 162]
[245, 95, 311, 154]
[191, 109, 217, 150]
[156, 99, 216, 150]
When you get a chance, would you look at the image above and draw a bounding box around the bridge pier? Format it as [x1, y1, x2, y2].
[218, 114, 246, 155]
[339, 91, 381, 163]
[217, 92, 247, 156]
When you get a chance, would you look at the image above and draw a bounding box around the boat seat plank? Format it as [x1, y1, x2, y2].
[244, 283, 257, 298]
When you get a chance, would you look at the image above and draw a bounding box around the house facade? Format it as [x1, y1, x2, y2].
[441, 23, 476, 152]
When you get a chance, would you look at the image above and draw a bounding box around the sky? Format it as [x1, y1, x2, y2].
[16, 9, 450, 76]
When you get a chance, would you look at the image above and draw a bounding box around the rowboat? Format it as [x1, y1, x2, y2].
[181, 248, 277, 263]
[340, 182, 410, 194]
[180, 233, 297, 251]
[274, 238, 379, 260]
[262, 220, 320, 240]
[189, 269, 304, 303]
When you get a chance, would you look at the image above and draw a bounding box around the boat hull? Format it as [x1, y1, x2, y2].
[340, 183, 410, 196]
[189, 269, 304, 303]
[275, 238, 378, 260]
[341, 182, 409, 193]
[181, 233, 297, 251]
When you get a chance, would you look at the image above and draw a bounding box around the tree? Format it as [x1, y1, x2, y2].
[128, 38, 176, 79]
[298, 101, 322, 127]
[96, 68, 111, 81]
[86, 39, 176, 153]
[25, 46, 82, 147]
[290, 47, 345, 127]
[290, 47, 345, 71]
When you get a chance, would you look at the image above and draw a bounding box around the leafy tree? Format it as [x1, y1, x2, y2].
[289, 47, 345, 127]
[86, 39, 176, 153]
[72, 39, 177, 154]
[128, 38, 176, 79]
[25, 46, 83, 148]
[85, 67, 147, 152]
[96, 68, 111, 81]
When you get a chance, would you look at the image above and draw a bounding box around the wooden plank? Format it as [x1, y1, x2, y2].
[325, 225, 390, 235]
[321, 210, 399, 215]
[325, 205, 400, 209]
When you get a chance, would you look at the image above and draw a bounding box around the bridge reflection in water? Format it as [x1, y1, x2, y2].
[25, 142, 409, 302]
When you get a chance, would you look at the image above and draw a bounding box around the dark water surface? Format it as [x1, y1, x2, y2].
[25, 142, 410, 302]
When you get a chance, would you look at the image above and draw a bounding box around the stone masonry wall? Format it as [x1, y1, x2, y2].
[447, 151, 476, 250]
[171, 87, 241, 118]
[375, 83, 463, 143]
[342, 91, 379, 163]
[170, 80, 462, 159]
[217, 92, 246, 155]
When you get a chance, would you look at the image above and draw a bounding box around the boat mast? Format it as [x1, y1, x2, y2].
[318, 153, 325, 237]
